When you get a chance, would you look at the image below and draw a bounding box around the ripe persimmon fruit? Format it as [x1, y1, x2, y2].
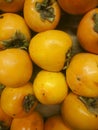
[10, 111, 44, 130]
[77, 8, 98, 54]
[57, 0, 98, 15]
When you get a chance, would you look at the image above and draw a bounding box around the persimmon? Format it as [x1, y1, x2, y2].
[0, 82, 38, 118]
[44, 114, 72, 130]
[10, 111, 44, 130]
[33, 70, 68, 105]
[0, 99, 12, 129]
[23, 0, 61, 32]
[0, 0, 25, 13]
[77, 8, 98, 54]
[57, 0, 98, 15]
[0, 13, 31, 49]
[61, 92, 98, 130]
[29, 29, 72, 72]
[0, 48, 33, 87]
[66, 53, 98, 97]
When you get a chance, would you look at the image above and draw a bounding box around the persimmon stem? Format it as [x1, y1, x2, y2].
[0, 84, 5, 96]
[93, 13, 98, 33]
[23, 94, 37, 113]
[79, 96, 98, 115]
[63, 48, 72, 70]
[35, 0, 55, 22]
[1, 31, 29, 50]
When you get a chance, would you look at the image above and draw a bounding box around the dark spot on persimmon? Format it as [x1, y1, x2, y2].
[42, 93, 45, 96]
[0, 15, 3, 18]
[77, 76, 81, 81]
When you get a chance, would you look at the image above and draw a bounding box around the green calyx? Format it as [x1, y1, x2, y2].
[0, 121, 9, 130]
[0, 31, 29, 50]
[35, 0, 55, 22]
[63, 48, 72, 70]
[0, 84, 5, 96]
[79, 96, 98, 116]
[23, 94, 37, 113]
[93, 13, 98, 33]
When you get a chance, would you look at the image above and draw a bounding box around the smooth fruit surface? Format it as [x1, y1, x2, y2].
[0, 48, 33, 87]
[33, 70, 68, 104]
[61, 92, 98, 130]
[29, 30, 72, 72]
[66, 53, 98, 97]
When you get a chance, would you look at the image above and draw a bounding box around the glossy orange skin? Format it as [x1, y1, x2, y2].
[0, 48, 33, 87]
[44, 115, 72, 130]
[0, 100, 12, 128]
[29, 30, 72, 72]
[61, 92, 98, 130]
[10, 111, 44, 130]
[57, 0, 98, 15]
[33, 70, 68, 105]
[66, 53, 98, 97]
[0, 13, 31, 42]
[23, 0, 61, 32]
[77, 8, 98, 54]
[0, 0, 25, 12]
[0, 82, 37, 118]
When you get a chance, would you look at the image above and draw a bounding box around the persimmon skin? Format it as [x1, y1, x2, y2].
[61, 92, 98, 130]
[44, 115, 72, 130]
[0, 13, 31, 43]
[0, 100, 12, 129]
[77, 8, 98, 54]
[66, 53, 98, 97]
[0, 82, 37, 118]
[0, 0, 25, 13]
[57, 0, 98, 15]
[23, 0, 61, 32]
[10, 111, 44, 130]
[0, 48, 33, 87]
[29, 30, 72, 72]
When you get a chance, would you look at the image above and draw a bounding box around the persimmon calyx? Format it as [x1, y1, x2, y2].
[23, 94, 37, 113]
[0, 121, 9, 130]
[63, 48, 72, 70]
[35, 0, 56, 22]
[0, 31, 29, 50]
[0, 84, 5, 96]
[79, 96, 98, 116]
[93, 13, 98, 33]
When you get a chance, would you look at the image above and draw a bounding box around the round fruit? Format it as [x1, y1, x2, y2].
[0, 82, 37, 118]
[66, 52, 98, 97]
[0, 99, 12, 130]
[10, 111, 44, 130]
[23, 0, 61, 32]
[57, 0, 98, 15]
[61, 92, 98, 130]
[44, 114, 72, 130]
[0, 13, 31, 49]
[0, 48, 33, 87]
[0, 0, 25, 13]
[33, 70, 68, 105]
[29, 29, 72, 72]
[77, 8, 98, 54]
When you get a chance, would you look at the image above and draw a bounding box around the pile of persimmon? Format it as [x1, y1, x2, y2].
[0, 0, 98, 130]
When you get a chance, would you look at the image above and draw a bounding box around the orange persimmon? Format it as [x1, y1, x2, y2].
[77, 8, 98, 54]
[10, 111, 44, 130]
[57, 0, 98, 15]
[0, 0, 25, 13]
[0, 99, 12, 129]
